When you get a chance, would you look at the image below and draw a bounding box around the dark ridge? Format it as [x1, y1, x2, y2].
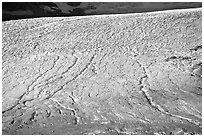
[2, 2, 58, 11]
[2, 2, 30, 11]
[69, 8, 85, 16]
[2, 2, 202, 21]
[66, 2, 81, 7]
[38, 2, 58, 7]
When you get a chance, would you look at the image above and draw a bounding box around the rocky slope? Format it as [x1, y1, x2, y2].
[2, 2, 202, 21]
[2, 8, 202, 135]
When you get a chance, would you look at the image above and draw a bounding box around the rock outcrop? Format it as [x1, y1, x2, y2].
[2, 8, 202, 135]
